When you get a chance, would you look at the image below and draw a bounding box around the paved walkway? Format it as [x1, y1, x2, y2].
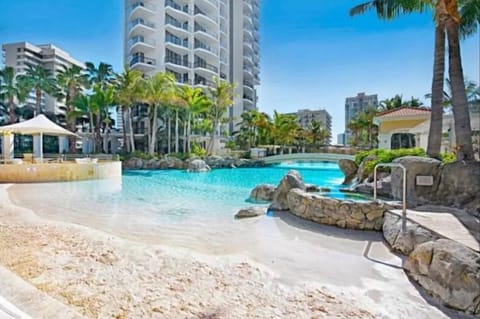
[390, 208, 480, 251]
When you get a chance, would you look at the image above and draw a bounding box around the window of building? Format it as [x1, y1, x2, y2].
[17, 48, 23, 52]
[391, 133, 416, 149]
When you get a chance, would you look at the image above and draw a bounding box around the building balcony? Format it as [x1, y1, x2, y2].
[165, 56, 191, 70]
[165, 0, 189, 17]
[194, 40, 218, 61]
[128, 18, 155, 36]
[197, 0, 218, 10]
[194, 77, 215, 87]
[127, 36, 156, 52]
[194, 61, 218, 79]
[128, 2, 156, 19]
[194, 7, 218, 27]
[165, 35, 190, 52]
[194, 23, 218, 42]
[129, 55, 156, 71]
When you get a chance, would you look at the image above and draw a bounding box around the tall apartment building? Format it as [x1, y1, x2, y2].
[287, 108, 332, 144]
[344, 92, 378, 143]
[123, 0, 260, 134]
[2, 42, 85, 118]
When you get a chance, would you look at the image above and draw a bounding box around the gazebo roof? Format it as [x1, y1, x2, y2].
[0, 114, 76, 136]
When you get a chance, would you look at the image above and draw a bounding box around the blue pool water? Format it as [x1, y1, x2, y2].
[11, 162, 366, 243]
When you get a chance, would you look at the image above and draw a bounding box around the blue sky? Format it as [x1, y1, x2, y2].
[0, 0, 478, 138]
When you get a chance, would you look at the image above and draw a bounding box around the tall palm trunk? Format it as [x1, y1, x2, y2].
[446, 18, 474, 161]
[175, 109, 179, 153]
[167, 116, 171, 154]
[121, 106, 130, 152]
[149, 105, 158, 155]
[95, 113, 102, 153]
[67, 87, 77, 154]
[35, 88, 42, 115]
[128, 110, 136, 152]
[8, 97, 15, 124]
[427, 23, 446, 158]
[183, 114, 188, 153]
[187, 113, 192, 153]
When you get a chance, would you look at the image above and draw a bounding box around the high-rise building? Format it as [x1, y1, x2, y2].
[2, 42, 85, 118]
[123, 0, 260, 134]
[344, 92, 378, 143]
[287, 108, 332, 144]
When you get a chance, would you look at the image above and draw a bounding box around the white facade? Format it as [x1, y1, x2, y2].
[2, 42, 85, 118]
[123, 0, 260, 134]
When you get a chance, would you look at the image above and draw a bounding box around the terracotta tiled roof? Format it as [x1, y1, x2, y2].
[376, 106, 431, 118]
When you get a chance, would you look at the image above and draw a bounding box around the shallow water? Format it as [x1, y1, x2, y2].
[7, 165, 460, 318]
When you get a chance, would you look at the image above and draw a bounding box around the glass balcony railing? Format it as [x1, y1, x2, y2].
[194, 40, 218, 55]
[194, 77, 215, 87]
[194, 61, 218, 73]
[129, 18, 155, 31]
[129, 2, 156, 13]
[166, 34, 189, 48]
[165, 0, 189, 14]
[194, 23, 218, 38]
[165, 14, 189, 31]
[129, 55, 156, 67]
[165, 56, 191, 68]
[128, 36, 156, 47]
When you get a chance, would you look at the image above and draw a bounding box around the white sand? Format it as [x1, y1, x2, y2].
[0, 184, 464, 319]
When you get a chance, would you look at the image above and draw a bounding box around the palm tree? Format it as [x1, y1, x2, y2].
[177, 86, 211, 153]
[0, 67, 28, 123]
[351, 0, 478, 160]
[426, 78, 478, 111]
[140, 72, 176, 155]
[57, 65, 89, 152]
[272, 111, 298, 154]
[85, 62, 114, 89]
[206, 77, 235, 155]
[17, 65, 56, 115]
[89, 84, 115, 152]
[115, 67, 143, 152]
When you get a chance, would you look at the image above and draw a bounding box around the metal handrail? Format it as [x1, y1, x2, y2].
[374, 163, 407, 233]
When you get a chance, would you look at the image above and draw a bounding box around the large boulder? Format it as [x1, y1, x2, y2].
[338, 159, 358, 185]
[287, 189, 385, 231]
[405, 239, 480, 315]
[433, 161, 480, 207]
[123, 157, 144, 169]
[187, 159, 211, 173]
[382, 212, 440, 255]
[250, 184, 276, 202]
[234, 207, 267, 219]
[391, 156, 442, 207]
[354, 174, 392, 197]
[269, 170, 306, 211]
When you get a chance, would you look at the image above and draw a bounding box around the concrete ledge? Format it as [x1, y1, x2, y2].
[0, 266, 85, 319]
[0, 161, 121, 183]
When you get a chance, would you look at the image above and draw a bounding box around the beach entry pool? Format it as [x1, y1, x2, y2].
[7, 163, 451, 318]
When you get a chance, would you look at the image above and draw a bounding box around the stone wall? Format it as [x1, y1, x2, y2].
[286, 189, 386, 231]
[123, 156, 265, 170]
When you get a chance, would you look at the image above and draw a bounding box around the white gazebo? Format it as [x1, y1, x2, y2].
[0, 114, 77, 161]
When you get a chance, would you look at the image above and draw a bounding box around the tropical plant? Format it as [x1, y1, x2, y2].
[0, 66, 28, 123]
[206, 77, 235, 155]
[308, 120, 331, 147]
[176, 86, 211, 153]
[139, 72, 176, 155]
[271, 111, 299, 153]
[351, 0, 479, 160]
[85, 62, 114, 89]
[17, 65, 56, 115]
[115, 67, 144, 152]
[57, 65, 89, 152]
[89, 84, 115, 152]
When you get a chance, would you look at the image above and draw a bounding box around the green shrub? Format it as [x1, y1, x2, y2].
[167, 152, 191, 161]
[439, 152, 456, 164]
[356, 148, 427, 176]
[190, 142, 207, 157]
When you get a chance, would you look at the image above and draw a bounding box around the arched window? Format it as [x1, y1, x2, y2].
[391, 133, 416, 149]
